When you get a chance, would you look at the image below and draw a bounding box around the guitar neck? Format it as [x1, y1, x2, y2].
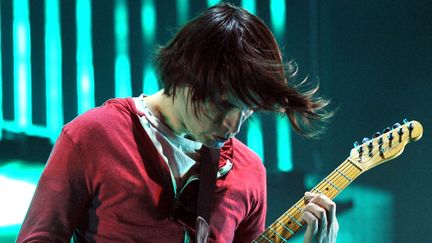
[253, 120, 423, 242]
[254, 159, 363, 243]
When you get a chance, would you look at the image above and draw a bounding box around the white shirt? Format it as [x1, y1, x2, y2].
[133, 94, 203, 179]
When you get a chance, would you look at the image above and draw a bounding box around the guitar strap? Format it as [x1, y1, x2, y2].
[195, 146, 220, 243]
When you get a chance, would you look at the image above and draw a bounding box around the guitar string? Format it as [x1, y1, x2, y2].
[304, 128, 401, 203]
[303, 131, 399, 217]
[259, 146, 386, 242]
[258, 128, 407, 242]
[254, 163, 353, 243]
[259, 159, 359, 241]
[281, 129, 405, 241]
[258, 126, 410, 242]
[278, 157, 361, 234]
[277, 161, 355, 236]
[313, 127, 405, 200]
[258, 160, 355, 242]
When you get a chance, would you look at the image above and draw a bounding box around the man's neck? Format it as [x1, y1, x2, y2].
[143, 90, 188, 138]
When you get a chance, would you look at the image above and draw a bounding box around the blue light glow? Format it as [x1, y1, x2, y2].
[0, 176, 36, 226]
[141, 0, 156, 45]
[13, 0, 32, 129]
[247, 117, 264, 161]
[0, 1, 3, 140]
[241, 0, 256, 15]
[270, 0, 286, 38]
[76, 0, 95, 114]
[45, 0, 63, 142]
[276, 116, 293, 172]
[143, 64, 159, 95]
[115, 0, 132, 98]
[115, 56, 132, 98]
[176, 0, 189, 24]
[207, 0, 220, 7]
[0, 160, 44, 227]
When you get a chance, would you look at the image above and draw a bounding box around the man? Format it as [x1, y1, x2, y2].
[17, 3, 338, 243]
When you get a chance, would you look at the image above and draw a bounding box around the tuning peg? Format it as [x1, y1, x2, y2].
[358, 146, 364, 155]
[392, 123, 401, 129]
[362, 137, 370, 144]
[403, 118, 409, 124]
[388, 132, 394, 147]
[367, 140, 373, 157]
[353, 141, 364, 154]
[397, 127, 404, 142]
[378, 137, 383, 145]
[382, 127, 391, 133]
[408, 122, 414, 132]
[373, 132, 381, 138]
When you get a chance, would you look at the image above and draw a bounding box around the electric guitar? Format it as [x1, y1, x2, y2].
[253, 119, 423, 243]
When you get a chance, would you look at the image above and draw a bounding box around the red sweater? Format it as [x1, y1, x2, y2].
[17, 98, 267, 243]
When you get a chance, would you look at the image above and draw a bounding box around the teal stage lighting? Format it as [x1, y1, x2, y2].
[76, 0, 95, 115]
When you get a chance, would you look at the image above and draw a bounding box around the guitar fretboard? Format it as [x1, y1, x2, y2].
[253, 159, 363, 243]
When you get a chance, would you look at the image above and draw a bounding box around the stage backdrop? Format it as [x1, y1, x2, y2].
[0, 0, 431, 242]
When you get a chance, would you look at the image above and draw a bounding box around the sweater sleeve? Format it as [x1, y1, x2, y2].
[16, 130, 91, 243]
[232, 167, 267, 243]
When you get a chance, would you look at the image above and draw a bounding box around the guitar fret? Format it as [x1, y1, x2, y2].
[260, 234, 273, 242]
[252, 119, 424, 243]
[314, 188, 323, 194]
[276, 219, 295, 234]
[347, 158, 363, 172]
[324, 178, 341, 191]
[293, 204, 302, 212]
[284, 212, 302, 227]
[335, 168, 352, 182]
[270, 227, 289, 242]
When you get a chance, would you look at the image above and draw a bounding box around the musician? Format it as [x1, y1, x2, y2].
[17, 3, 338, 243]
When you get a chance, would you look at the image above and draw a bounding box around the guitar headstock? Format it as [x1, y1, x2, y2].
[349, 119, 423, 172]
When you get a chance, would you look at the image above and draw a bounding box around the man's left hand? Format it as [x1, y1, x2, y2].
[300, 191, 339, 243]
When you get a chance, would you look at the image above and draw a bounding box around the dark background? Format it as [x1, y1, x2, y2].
[0, 0, 431, 242]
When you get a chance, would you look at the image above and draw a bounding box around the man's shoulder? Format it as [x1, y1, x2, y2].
[62, 98, 135, 140]
[231, 138, 266, 174]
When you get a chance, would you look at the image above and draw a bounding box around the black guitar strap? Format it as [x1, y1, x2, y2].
[195, 146, 220, 243]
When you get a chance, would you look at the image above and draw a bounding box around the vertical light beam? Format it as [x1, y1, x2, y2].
[13, 0, 32, 129]
[0, 1, 3, 140]
[207, 0, 220, 7]
[270, 0, 286, 39]
[277, 116, 293, 172]
[141, 0, 158, 95]
[141, 0, 156, 46]
[176, 0, 189, 25]
[143, 64, 159, 95]
[76, 0, 95, 114]
[114, 0, 132, 98]
[247, 117, 264, 161]
[271, 0, 292, 172]
[241, 0, 256, 15]
[45, 0, 63, 142]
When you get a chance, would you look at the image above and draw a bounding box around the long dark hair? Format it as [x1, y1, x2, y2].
[156, 3, 333, 137]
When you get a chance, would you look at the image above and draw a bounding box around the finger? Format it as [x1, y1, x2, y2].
[304, 191, 320, 202]
[305, 192, 337, 226]
[301, 208, 329, 243]
[300, 210, 319, 241]
[303, 203, 328, 227]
